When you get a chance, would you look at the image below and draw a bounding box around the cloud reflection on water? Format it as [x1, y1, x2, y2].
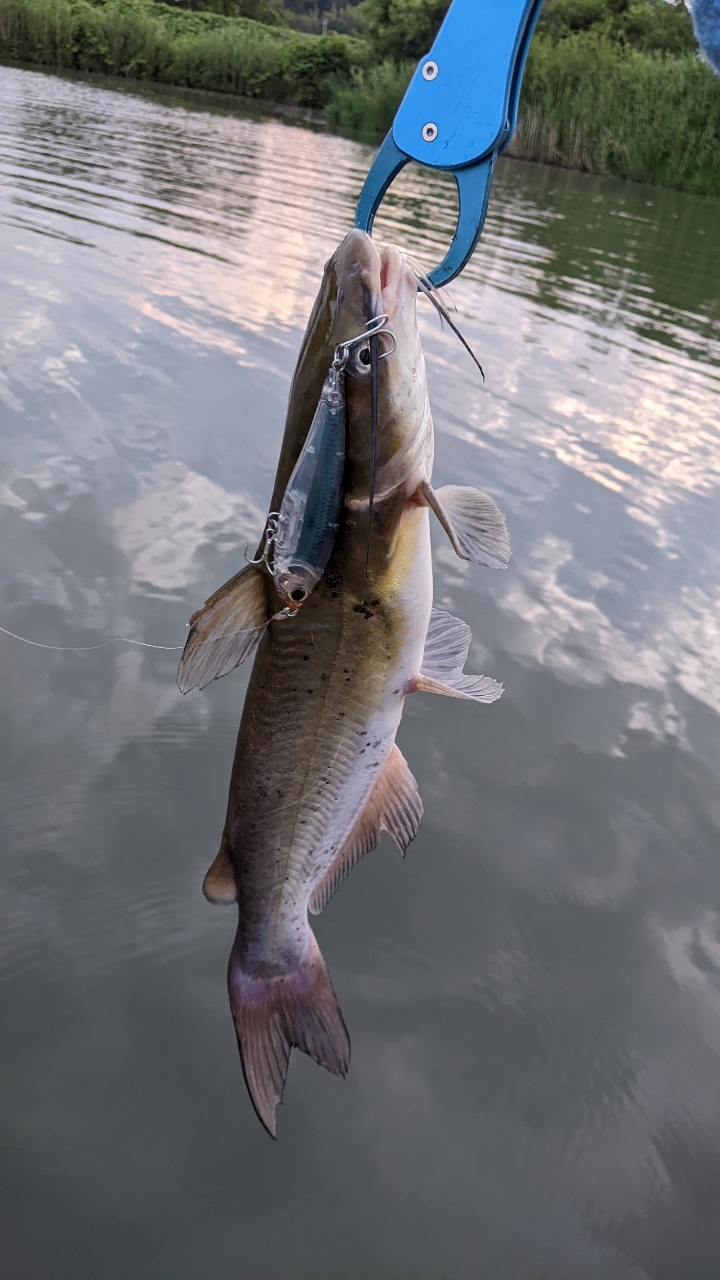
[1, 63, 720, 1280]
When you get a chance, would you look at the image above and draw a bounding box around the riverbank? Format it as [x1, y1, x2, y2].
[1, 0, 719, 195]
[0, 0, 360, 106]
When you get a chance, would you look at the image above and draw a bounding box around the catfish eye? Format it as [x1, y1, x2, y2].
[290, 587, 308, 602]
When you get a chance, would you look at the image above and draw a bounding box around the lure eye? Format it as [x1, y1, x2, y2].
[347, 343, 372, 377]
[275, 564, 318, 609]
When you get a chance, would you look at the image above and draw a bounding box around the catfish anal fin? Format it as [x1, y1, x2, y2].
[177, 562, 269, 694]
[309, 744, 423, 915]
[418, 479, 510, 568]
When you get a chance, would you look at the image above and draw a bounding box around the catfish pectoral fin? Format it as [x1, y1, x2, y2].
[228, 931, 350, 1139]
[309, 744, 423, 916]
[406, 606, 504, 704]
[202, 845, 237, 905]
[418, 479, 510, 568]
[177, 562, 269, 694]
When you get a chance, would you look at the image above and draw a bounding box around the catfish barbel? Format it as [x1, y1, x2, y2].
[178, 230, 510, 1136]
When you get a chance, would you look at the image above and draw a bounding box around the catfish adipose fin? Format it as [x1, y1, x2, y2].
[407, 607, 503, 704]
[309, 744, 423, 916]
[228, 929, 350, 1138]
[203, 844, 237, 905]
[177, 563, 269, 694]
[418, 478, 511, 569]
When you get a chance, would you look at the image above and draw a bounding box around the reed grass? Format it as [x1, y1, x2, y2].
[508, 32, 720, 195]
[324, 56, 412, 133]
[0, 0, 357, 105]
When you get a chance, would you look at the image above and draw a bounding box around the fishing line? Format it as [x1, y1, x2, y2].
[0, 624, 183, 652]
[364, 329, 379, 585]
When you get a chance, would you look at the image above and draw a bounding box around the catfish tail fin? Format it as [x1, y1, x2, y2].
[228, 930, 350, 1137]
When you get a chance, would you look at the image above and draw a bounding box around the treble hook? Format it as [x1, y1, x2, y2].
[244, 512, 280, 566]
[333, 314, 396, 370]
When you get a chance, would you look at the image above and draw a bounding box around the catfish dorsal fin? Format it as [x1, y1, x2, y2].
[177, 562, 269, 693]
[408, 607, 504, 704]
[418, 479, 511, 568]
[309, 744, 423, 915]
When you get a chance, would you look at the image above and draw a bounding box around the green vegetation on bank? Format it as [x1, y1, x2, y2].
[0, 0, 357, 105]
[509, 27, 720, 195]
[0, 0, 719, 194]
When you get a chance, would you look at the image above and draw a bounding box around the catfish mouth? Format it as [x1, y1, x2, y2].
[334, 230, 414, 329]
[377, 243, 416, 324]
[362, 243, 416, 325]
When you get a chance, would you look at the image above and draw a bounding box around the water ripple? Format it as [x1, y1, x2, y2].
[1, 61, 720, 1280]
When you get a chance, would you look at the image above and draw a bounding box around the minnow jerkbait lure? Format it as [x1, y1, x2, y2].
[253, 314, 395, 610]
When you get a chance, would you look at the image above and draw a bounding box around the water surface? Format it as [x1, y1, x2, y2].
[1, 63, 720, 1280]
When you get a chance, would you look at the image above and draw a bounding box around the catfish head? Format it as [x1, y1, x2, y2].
[266, 231, 432, 608]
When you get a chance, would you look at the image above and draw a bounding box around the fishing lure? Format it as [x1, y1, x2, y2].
[253, 314, 395, 610]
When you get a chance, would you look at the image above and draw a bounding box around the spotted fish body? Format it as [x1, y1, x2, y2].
[226, 500, 432, 958]
[179, 230, 511, 1134]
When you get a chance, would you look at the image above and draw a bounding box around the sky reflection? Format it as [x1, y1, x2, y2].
[1, 63, 720, 1280]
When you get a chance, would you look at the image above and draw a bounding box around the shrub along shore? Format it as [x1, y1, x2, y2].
[1, 0, 719, 195]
